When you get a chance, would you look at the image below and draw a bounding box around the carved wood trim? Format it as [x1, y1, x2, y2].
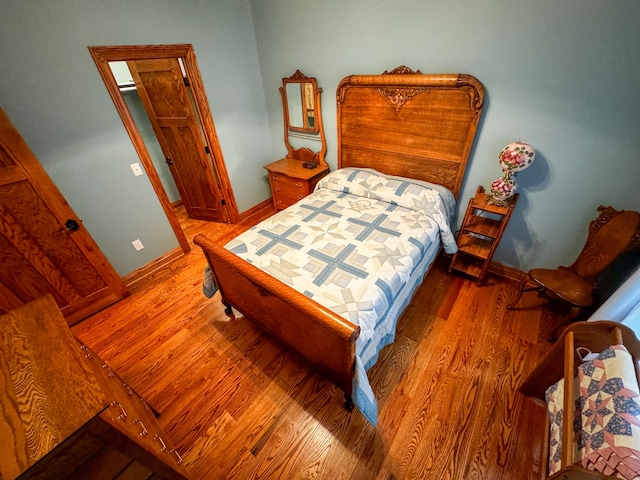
[381, 65, 422, 75]
[376, 66, 426, 114]
[337, 67, 484, 117]
[457, 74, 485, 115]
[289, 69, 312, 82]
[592, 205, 640, 250]
[374, 86, 430, 114]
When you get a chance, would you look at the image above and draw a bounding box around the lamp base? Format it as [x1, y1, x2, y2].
[489, 174, 517, 207]
[487, 196, 513, 207]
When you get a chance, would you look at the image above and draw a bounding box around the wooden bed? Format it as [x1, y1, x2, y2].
[194, 66, 484, 413]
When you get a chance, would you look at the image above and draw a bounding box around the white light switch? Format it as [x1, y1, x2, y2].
[130, 163, 143, 176]
[132, 239, 144, 251]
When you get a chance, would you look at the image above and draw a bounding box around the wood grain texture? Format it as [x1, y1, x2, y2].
[127, 58, 226, 223]
[0, 107, 128, 324]
[0, 296, 108, 478]
[336, 70, 484, 199]
[69, 207, 563, 480]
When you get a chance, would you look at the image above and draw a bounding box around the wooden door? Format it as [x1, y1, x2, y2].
[0, 108, 128, 325]
[127, 58, 227, 222]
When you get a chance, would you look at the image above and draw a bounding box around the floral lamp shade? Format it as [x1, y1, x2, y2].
[489, 141, 535, 206]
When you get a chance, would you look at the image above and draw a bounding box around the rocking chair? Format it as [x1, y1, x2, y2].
[507, 206, 640, 321]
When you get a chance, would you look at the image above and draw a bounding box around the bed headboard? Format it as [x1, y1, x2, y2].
[336, 66, 484, 199]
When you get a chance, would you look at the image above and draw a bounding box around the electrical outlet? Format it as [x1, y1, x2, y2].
[132, 239, 144, 251]
[130, 163, 143, 176]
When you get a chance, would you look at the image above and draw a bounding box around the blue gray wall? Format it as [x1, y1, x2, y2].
[0, 0, 274, 276]
[1, 0, 638, 276]
[251, 0, 640, 271]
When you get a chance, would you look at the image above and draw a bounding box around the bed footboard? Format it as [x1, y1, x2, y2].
[194, 234, 360, 401]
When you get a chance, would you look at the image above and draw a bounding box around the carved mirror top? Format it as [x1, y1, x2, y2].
[279, 70, 327, 166]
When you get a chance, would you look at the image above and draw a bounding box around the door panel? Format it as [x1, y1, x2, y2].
[0, 108, 128, 325]
[127, 59, 226, 222]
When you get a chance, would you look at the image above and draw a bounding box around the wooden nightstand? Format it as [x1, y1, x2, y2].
[265, 157, 329, 211]
[449, 186, 518, 284]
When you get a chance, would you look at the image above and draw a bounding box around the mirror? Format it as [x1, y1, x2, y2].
[279, 70, 327, 166]
[285, 81, 315, 132]
[281, 70, 319, 134]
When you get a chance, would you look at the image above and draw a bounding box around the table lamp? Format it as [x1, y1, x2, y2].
[489, 140, 535, 206]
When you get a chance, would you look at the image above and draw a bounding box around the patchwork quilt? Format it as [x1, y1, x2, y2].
[221, 168, 457, 425]
[546, 344, 640, 479]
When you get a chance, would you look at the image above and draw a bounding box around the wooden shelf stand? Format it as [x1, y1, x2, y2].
[449, 186, 518, 284]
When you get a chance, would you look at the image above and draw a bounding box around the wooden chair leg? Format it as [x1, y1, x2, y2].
[507, 274, 530, 309]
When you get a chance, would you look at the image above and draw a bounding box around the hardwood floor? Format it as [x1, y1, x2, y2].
[71, 208, 559, 480]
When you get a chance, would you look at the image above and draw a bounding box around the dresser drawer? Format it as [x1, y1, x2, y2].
[273, 190, 305, 209]
[269, 173, 308, 192]
[269, 173, 311, 210]
[78, 344, 188, 477]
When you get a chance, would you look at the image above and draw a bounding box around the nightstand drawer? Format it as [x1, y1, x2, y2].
[273, 189, 305, 209]
[269, 173, 307, 192]
[272, 181, 307, 198]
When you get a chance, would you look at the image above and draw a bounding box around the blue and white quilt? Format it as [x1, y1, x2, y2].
[223, 168, 457, 425]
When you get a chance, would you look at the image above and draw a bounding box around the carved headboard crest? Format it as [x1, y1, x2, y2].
[382, 65, 422, 75]
[376, 65, 429, 114]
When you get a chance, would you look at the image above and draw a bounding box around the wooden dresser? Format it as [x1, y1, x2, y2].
[264, 157, 329, 211]
[0, 296, 189, 480]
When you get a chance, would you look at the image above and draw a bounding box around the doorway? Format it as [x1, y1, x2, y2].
[88, 44, 239, 254]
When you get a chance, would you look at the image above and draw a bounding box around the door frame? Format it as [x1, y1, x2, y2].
[88, 44, 240, 254]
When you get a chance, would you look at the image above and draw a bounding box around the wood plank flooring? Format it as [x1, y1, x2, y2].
[71, 208, 559, 480]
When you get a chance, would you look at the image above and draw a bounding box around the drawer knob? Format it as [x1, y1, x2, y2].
[295, 182, 302, 188]
[272, 175, 279, 181]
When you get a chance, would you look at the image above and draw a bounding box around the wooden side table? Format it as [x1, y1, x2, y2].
[264, 157, 329, 211]
[449, 186, 518, 284]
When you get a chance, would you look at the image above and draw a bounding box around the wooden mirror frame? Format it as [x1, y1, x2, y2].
[279, 70, 327, 166]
